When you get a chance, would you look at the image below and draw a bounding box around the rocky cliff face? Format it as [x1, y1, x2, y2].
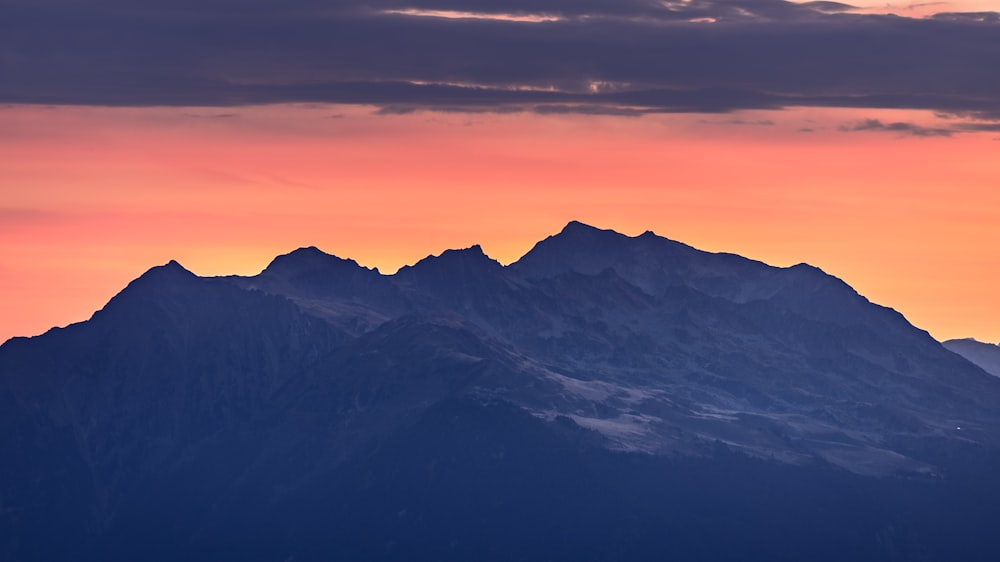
[3, 222, 1000, 561]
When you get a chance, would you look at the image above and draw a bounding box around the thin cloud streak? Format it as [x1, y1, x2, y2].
[838, 116, 1000, 136]
[839, 118, 955, 137]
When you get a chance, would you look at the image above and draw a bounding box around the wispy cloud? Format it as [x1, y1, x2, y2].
[698, 118, 776, 126]
[839, 118, 954, 137]
[182, 113, 240, 119]
[954, 122, 1000, 133]
[839, 116, 1000, 137]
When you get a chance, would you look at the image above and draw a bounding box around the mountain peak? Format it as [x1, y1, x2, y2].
[262, 246, 366, 276]
[511, 222, 638, 279]
[440, 244, 488, 259]
[97, 259, 199, 313]
[560, 220, 599, 234]
[556, 220, 624, 240]
[400, 244, 502, 274]
[272, 245, 336, 263]
[392, 244, 506, 301]
[137, 259, 196, 281]
[289, 245, 325, 256]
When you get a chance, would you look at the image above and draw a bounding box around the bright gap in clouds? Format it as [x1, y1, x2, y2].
[382, 9, 563, 22]
[845, 0, 1000, 16]
[382, 1, 1000, 20]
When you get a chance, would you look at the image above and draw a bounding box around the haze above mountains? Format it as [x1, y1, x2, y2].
[3, 221, 1000, 561]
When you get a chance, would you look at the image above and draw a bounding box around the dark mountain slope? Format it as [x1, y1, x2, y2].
[0, 261, 346, 559]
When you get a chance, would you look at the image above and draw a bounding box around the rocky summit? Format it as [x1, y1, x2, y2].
[3, 222, 1000, 561]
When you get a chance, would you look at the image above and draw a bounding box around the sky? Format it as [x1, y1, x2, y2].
[2, 0, 1000, 344]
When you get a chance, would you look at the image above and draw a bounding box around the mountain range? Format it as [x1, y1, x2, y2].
[2, 221, 999, 561]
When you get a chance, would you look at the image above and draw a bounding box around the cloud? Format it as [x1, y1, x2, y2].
[531, 104, 649, 116]
[698, 118, 776, 126]
[1, 0, 999, 115]
[954, 122, 1000, 133]
[838, 118, 953, 137]
[839, 116, 1000, 137]
[182, 113, 240, 119]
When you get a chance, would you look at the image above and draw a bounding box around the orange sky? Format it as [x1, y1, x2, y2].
[2, 103, 999, 344]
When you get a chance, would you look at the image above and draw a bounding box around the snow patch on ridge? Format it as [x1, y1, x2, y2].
[544, 370, 661, 404]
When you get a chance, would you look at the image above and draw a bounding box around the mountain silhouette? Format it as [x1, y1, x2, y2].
[2, 222, 1000, 561]
[944, 338, 1000, 377]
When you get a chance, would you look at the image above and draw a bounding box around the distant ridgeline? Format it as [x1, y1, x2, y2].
[3, 222, 1000, 561]
[944, 338, 1000, 378]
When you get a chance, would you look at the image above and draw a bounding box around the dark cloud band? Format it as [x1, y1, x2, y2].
[1, 0, 999, 116]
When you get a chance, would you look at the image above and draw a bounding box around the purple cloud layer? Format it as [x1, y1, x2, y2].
[1, 0, 998, 116]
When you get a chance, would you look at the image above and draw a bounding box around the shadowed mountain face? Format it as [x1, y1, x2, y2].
[944, 338, 1000, 378]
[3, 222, 1000, 561]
